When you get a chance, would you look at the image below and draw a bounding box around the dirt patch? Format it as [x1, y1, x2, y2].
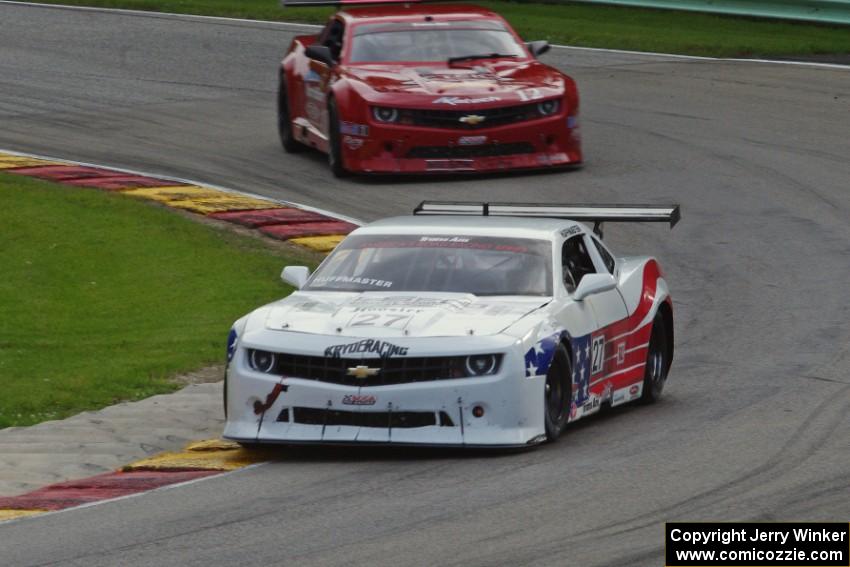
[171, 365, 225, 386]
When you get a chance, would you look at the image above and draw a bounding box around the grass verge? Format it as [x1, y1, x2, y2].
[12, 0, 850, 57]
[0, 173, 300, 428]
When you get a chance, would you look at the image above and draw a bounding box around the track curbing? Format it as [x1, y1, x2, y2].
[0, 148, 362, 256]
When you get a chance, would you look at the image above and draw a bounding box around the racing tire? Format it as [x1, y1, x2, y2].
[223, 369, 228, 418]
[544, 344, 572, 442]
[277, 77, 304, 153]
[639, 313, 669, 404]
[327, 98, 350, 178]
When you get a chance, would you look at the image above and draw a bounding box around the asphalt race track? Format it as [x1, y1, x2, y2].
[1, 3, 849, 566]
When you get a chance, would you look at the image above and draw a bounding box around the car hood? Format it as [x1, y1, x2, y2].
[346, 60, 564, 100]
[262, 291, 549, 338]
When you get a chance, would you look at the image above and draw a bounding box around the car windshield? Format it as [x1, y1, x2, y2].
[305, 234, 552, 296]
[350, 21, 526, 63]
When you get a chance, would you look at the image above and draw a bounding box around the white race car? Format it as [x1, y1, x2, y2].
[223, 202, 679, 447]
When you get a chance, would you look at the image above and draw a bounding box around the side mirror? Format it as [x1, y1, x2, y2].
[573, 273, 616, 301]
[281, 266, 310, 289]
[305, 44, 334, 66]
[527, 40, 551, 58]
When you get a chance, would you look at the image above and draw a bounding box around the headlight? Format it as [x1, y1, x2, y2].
[536, 99, 560, 116]
[465, 354, 499, 376]
[372, 107, 399, 123]
[248, 349, 277, 373]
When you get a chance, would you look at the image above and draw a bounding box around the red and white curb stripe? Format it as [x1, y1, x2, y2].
[0, 148, 361, 254]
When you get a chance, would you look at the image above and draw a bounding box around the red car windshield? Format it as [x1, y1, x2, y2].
[306, 234, 553, 296]
[350, 21, 526, 64]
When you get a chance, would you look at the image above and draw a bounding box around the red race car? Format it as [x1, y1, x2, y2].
[278, 0, 582, 176]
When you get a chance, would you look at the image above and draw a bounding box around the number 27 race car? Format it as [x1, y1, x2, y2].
[277, 0, 582, 176]
[223, 203, 680, 448]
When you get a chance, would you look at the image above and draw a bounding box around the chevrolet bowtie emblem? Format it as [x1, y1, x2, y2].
[346, 365, 380, 379]
[459, 114, 486, 125]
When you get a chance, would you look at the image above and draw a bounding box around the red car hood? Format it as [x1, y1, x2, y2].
[346, 60, 565, 103]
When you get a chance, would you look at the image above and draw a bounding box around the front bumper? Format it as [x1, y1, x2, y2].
[223, 337, 546, 447]
[341, 114, 582, 174]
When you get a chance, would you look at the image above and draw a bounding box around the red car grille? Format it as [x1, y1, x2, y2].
[407, 143, 535, 159]
[402, 103, 540, 130]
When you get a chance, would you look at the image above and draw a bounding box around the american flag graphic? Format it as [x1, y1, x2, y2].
[524, 332, 561, 378]
[570, 333, 593, 406]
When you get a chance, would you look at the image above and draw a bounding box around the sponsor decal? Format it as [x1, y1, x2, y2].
[458, 135, 487, 146]
[629, 384, 640, 396]
[560, 226, 581, 237]
[459, 114, 486, 126]
[226, 329, 237, 362]
[420, 236, 470, 243]
[567, 115, 579, 129]
[346, 366, 380, 379]
[293, 301, 336, 314]
[584, 396, 601, 411]
[340, 122, 369, 137]
[433, 96, 500, 106]
[349, 296, 471, 310]
[324, 339, 408, 359]
[311, 275, 393, 288]
[524, 331, 562, 378]
[304, 69, 321, 83]
[418, 70, 501, 82]
[612, 391, 626, 404]
[342, 394, 377, 405]
[343, 136, 364, 150]
[617, 342, 626, 364]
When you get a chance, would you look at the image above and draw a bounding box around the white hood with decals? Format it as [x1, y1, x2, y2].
[262, 292, 549, 338]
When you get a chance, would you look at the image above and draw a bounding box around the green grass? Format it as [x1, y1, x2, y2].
[15, 0, 850, 57]
[0, 173, 301, 428]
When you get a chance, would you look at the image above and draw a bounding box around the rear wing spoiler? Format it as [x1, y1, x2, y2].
[281, 0, 426, 6]
[412, 201, 680, 238]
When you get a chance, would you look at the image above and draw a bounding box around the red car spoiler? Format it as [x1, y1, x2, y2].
[281, 0, 426, 6]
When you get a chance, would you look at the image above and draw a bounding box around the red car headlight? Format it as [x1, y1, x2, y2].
[372, 107, 400, 123]
[536, 99, 560, 116]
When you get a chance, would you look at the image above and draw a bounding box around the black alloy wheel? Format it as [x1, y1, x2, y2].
[277, 77, 304, 153]
[327, 98, 349, 178]
[640, 313, 669, 403]
[544, 344, 572, 441]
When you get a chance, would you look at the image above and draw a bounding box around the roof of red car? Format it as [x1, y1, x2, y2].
[339, 3, 502, 23]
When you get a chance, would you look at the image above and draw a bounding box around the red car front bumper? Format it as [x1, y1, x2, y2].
[340, 114, 582, 174]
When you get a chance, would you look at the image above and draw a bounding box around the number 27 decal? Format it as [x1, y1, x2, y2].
[349, 313, 412, 329]
[591, 336, 605, 375]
